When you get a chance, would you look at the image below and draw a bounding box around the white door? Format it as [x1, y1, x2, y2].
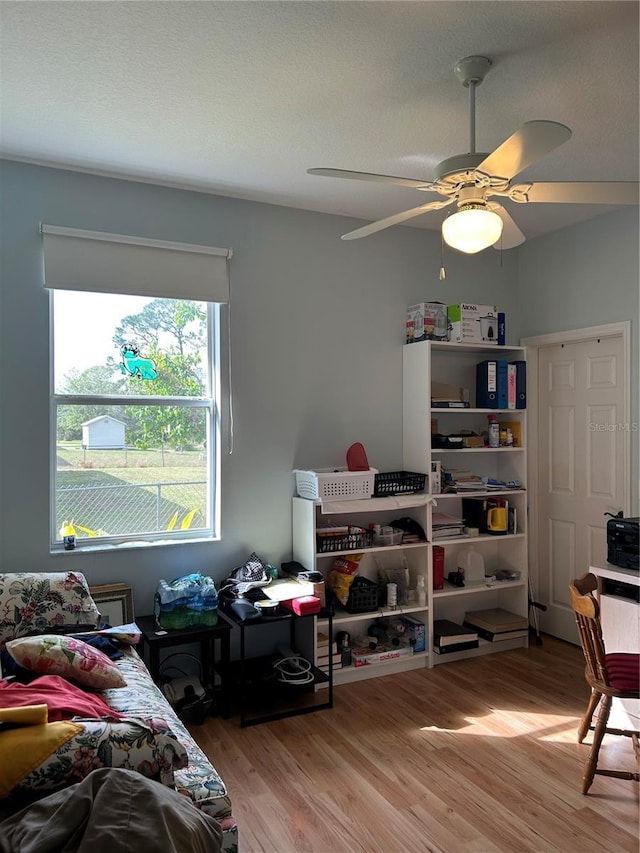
[529, 326, 630, 643]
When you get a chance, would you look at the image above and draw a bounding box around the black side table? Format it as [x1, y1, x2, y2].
[221, 603, 333, 727]
[136, 612, 233, 717]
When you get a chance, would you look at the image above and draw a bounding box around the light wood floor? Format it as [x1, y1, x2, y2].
[191, 636, 639, 853]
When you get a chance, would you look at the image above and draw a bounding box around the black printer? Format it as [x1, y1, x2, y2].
[607, 517, 639, 570]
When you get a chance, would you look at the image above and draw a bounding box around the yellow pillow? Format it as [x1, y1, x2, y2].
[6, 635, 126, 690]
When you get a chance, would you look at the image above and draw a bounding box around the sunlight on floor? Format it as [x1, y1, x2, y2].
[420, 709, 580, 741]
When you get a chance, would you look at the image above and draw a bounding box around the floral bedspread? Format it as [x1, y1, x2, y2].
[103, 647, 237, 850]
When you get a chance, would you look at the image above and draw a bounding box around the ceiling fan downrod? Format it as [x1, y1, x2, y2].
[453, 55, 493, 155]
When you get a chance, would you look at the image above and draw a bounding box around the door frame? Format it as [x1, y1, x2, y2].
[521, 321, 632, 598]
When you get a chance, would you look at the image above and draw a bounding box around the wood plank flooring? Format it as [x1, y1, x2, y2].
[190, 637, 639, 853]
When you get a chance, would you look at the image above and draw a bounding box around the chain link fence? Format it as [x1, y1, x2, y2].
[55, 445, 207, 537]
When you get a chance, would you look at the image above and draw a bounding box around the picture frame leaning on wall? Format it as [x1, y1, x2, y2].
[90, 583, 135, 626]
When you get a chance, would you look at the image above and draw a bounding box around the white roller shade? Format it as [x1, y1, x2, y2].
[41, 225, 231, 303]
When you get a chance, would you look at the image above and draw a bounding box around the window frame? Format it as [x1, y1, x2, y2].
[49, 293, 221, 552]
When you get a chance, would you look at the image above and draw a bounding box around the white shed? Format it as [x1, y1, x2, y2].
[82, 416, 126, 449]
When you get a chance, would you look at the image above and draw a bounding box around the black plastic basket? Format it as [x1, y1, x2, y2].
[316, 527, 374, 554]
[373, 471, 426, 497]
[345, 577, 380, 614]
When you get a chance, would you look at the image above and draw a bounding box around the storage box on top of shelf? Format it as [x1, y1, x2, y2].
[398, 614, 426, 652]
[406, 302, 449, 343]
[294, 467, 377, 501]
[447, 303, 499, 344]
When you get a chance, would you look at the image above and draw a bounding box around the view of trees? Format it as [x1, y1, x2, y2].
[58, 299, 208, 451]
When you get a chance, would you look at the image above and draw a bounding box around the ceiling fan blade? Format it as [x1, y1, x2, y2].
[513, 181, 639, 204]
[341, 199, 454, 241]
[477, 121, 572, 181]
[491, 204, 526, 250]
[307, 167, 435, 190]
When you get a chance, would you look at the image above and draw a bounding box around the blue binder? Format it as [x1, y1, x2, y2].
[511, 360, 527, 409]
[497, 360, 509, 409]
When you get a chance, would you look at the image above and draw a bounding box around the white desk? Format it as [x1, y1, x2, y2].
[589, 563, 640, 732]
[590, 563, 639, 654]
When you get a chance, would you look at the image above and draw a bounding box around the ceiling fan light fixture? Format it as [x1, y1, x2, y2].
[442, 204, 503, 254]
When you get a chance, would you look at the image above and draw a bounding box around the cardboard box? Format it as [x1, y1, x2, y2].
[351, 644, 414, 666]
[447, 303, 498, 344]
[398, 614, 426, 652]
[406, 302, 449, 343]
[431, 381, 470, 405]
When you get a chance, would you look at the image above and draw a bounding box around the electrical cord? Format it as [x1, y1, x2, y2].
[272, 655, 314, 685]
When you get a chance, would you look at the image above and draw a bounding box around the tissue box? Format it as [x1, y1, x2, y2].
[447, 303, 498, 344]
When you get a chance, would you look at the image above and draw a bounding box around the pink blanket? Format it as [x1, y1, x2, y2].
[0, 676, 124, 721]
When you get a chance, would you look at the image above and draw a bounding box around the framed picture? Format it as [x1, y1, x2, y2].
[90, 585, 135, 626]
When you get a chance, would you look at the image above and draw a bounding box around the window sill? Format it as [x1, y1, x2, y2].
[50, 536, 218, 556]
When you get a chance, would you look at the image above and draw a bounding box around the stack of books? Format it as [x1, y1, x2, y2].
[432, 512, 466, 540]
[317, 631, 342, 673]
[432, 619, 479, 654]
[463, 608, 529, 642]
[442, 468, 487, 494]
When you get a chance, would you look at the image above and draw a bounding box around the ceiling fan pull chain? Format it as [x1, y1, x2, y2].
[439, 230, 447, 280]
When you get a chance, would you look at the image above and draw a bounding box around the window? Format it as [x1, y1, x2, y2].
[43, 226, 231, 550]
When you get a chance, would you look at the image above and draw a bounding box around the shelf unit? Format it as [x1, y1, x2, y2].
[292, 494, 431, 684]
[403, 340, 529, 665]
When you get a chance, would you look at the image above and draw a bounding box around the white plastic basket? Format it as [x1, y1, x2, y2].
[294, 467, 377, 501]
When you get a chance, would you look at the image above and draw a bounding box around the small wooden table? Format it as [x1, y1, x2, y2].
[136, 612, 233, 717]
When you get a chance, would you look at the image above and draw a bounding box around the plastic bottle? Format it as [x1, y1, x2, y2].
[416, 575, 427, 606]
[386, 583, 398, 610]
[488, 415, 499, 448]
[457, 546, 485, 584]
[506, 428, 514, 447]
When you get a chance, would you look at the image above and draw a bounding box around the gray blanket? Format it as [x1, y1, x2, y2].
[0, 768, 222, 853]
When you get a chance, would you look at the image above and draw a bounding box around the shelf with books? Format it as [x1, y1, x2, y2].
[292, 496, 431, 684]
[403, 339, 529, 667]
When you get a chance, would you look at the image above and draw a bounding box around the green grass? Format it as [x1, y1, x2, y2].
[56, 444, 206, 536]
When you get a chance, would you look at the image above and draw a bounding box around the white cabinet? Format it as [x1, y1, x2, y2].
[403, 340, 529, 664]
[292, 494, 431, 684]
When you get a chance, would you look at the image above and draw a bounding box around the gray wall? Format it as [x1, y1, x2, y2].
[0, 160, 519, 611]
[517, 208, 640, 513]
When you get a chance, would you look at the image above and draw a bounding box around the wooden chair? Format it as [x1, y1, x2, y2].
[569, 572, 640, 794]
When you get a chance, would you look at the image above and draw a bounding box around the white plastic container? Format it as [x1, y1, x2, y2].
[457, 546, 485, 585]
[294, 467, 377, 501]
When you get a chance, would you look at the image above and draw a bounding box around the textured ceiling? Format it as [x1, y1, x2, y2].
[1, 1, 638, 244]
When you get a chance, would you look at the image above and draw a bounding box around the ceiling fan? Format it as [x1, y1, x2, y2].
[308, 56, 639, 253]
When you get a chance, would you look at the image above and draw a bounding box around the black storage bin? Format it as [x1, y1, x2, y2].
[345, 577, 379, 614]
[373, 471, 426, 496]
